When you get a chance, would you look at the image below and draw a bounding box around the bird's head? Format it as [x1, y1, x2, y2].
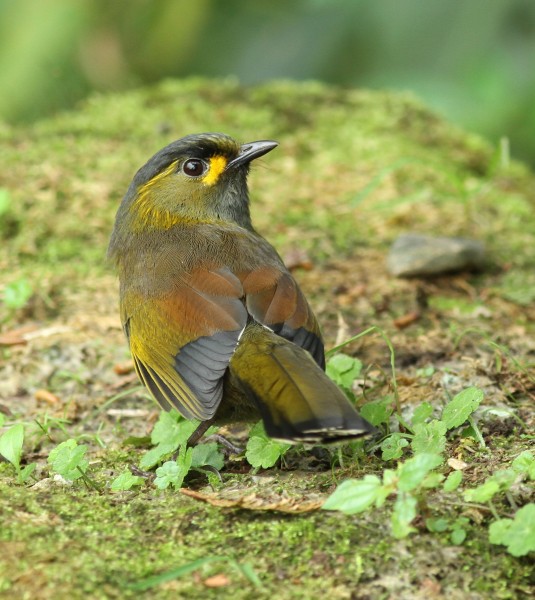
[122, 132, 278, 232]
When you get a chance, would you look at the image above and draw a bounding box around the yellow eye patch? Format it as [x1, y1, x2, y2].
[202, 155, 228, 186]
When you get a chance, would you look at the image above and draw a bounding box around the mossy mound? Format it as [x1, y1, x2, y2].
[1, 79, 533, 599]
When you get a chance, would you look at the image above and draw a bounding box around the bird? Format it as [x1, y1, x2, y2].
[108, 132, 374, 445]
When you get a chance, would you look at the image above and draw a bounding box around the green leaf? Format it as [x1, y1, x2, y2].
[382, 468, 397, 488]
[151, 411, 199, 448]
[416, 366, 435, 378]
[463, 480, 500, 503]
[380, 433, 409, 461]
[443, 470, 463, 492]
[426, 517, 450, 533]
[411, 420, 447, 455]
[360, 396, 393, 426]
[488, 520, 510, 546]
[0, 188, 11, 216]
[139, 442, 177, 470]
[19, 462, 37, 483]
[483, 407, 515, 419]
[248, 420, 265, 438]
[326, 353, 363, 389]
[489, 504, 535, 556]
[245, 422, 290, 469]
[3, 278, 33, 310]
[0, 423, 24, 470]
[391, 493, 417, 538]
[154, 446, 193, 490]
[450, 528, 466, 545]
[245, 436, 290, 469]
[441, 387, 483, 430]
[491, 468, 517, 490]
[154, 461, 182, 490]
[411, 402, 434, 425]
[48, 439, 89, 480]
[139, 411, 208, 470]
[191, 442, 224, 471]
[111, 471, 144, 491]
[322, 475, 383, 514]
[397, 453, 443, 492]
[421, 472, 444, 488]
[376, 470, 398, 507]
[512, 451, 535, 480]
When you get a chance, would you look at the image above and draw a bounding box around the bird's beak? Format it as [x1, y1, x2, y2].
[226, 140, 278, 170]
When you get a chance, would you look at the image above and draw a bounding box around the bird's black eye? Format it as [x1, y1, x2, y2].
[182, 158, 207, 177]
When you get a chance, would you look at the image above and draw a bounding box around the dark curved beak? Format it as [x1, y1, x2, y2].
[226, 140, 278, 170]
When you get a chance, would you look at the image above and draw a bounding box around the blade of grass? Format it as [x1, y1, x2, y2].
[128, 555, 260, 591]
[95, 385, 147, 414]
[327, 326, 400, 414]
[230, 561, 263, 588]
[128, 556, 223, 591]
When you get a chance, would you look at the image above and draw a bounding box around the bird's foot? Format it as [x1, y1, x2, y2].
[202, 434, 243, 456]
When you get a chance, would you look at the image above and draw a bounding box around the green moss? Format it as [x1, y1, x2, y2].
[2, 79, 534, 280]
[1, 476, 530, 599]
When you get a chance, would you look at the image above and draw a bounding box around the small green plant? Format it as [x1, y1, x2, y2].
[322, 385, 534, 556]
[245, 421, 291, 469]
[375, 387, 484, 461]
[466, 450, 535, 556]
[154, 444, 193, 490]
[32, 413, 72, 443]
[47, 438, 89, 481]
[323, 452, 444, 538]
[110, 470, 144, 491]
[111, 409, 226, 491]
[0, 423, 36, 483]
[326, 353, 363, 399]
[489, 504, 535, 557]
[153, 442, 224, 490]
[138, 410, 199, 470]
[2, 278, 34, 317]
[426, 516, 469, 545]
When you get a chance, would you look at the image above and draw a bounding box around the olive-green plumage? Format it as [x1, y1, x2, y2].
[109, 132, 373, 443]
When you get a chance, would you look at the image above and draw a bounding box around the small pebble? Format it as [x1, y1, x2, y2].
[387, 233, 485, 277]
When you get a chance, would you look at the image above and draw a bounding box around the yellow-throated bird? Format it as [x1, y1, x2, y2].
[108, 133, 374, 444]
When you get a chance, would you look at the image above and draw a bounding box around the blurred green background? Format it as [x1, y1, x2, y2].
[1, 0, 534, 166]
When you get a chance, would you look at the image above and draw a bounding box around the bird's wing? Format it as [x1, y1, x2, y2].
[242, 266, 325, 368]
[122, 267, 247, 420]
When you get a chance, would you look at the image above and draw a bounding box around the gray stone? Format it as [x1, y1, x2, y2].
[387, 233, 486, 277]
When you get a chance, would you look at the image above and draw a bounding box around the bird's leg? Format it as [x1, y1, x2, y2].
[203, 434, 243, 456]
[186, 419, 243, 456]
[187, 418, 217, 447]
[170, 419, 217, 462]
[129, 464, 155, 481]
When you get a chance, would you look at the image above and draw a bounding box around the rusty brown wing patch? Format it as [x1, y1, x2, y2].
[242, 267, 325, 368]
[123, 267, 247, 420]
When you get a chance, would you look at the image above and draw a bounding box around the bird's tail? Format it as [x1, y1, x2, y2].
[229, 323, 375, 443]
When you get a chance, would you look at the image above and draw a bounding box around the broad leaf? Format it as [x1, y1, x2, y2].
[322, 475, 383, 514]
[441, 387, 483, 430]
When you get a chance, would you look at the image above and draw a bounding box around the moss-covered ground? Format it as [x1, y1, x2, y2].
[0, 79, 533, 599]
